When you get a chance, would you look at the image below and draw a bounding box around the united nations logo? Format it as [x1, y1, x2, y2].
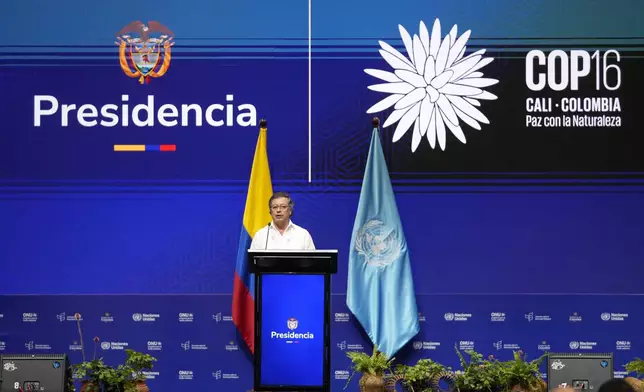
[132, 313, 143, 322]
[569, 341, 580, 350]
[600, 313, 611, 321]
[444, 313, 455, 321]
[355, 219, 403, 267]
[115, 21, 175, 84]
[287, 318, 298, 330]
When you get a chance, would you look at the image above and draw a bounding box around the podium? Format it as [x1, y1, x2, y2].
[248, 249, 338, 392]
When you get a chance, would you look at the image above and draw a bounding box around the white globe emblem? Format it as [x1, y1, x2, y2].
[365, 18, 499, 151]
[132, 313, 142, 322]
[444, 313, 455, 321]
[600, 313, 611, 321]
[412, 341, 423, 350]
[569, 341, 580, 350]
[287, 317, 298, 330]
[101, 342, 111, 350]
[355, 220, 403, 267]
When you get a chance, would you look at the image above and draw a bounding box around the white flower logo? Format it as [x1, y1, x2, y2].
[365, 19, 499, 151]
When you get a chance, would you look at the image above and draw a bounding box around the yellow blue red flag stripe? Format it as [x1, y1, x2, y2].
[113, 144, 176, 152]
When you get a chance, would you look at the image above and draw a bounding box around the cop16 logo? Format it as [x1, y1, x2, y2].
[526, 49, 621, 91]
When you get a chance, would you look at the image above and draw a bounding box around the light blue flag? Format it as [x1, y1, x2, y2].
[346, 126, 420, 359]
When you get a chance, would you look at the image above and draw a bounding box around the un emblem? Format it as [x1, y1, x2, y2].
[355, 219, 403, 267]
[287, 318, 298, 330]
[355, 220, 403, 267]
[115, 21, 175, 84]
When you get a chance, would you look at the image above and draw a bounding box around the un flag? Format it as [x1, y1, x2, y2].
[346, 125, 420, 359]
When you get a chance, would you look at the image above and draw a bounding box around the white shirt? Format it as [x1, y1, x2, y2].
[250, 220, 315, 250]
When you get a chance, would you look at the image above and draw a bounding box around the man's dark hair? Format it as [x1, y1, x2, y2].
[598, 379, 636, 392]
[268, 191, 294, 211]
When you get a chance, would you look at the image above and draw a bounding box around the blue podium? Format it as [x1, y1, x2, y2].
[248, 249, 338, 392]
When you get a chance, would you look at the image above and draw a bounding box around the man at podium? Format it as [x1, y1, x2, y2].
[250, 192, 316, 250]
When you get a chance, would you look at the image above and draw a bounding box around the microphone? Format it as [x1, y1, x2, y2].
[264, 223, 271, 249]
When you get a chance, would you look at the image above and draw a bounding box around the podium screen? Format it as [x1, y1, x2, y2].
[259, 273, 325, 387]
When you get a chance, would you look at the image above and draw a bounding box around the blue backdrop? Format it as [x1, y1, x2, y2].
[1, 0, 643, 390]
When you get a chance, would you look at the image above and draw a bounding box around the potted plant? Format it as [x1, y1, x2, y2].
[69, 313, 156, 392]
[121, 349, 157, 392]
[95, 367, 129, 392]
[498, 351, 547, 392]
[394, 358, 450, 392]
[71, 358, 101, 391]
[72, 351, 155, 392]
[624, 358, 644, 392]
[344, 346, 395, 392]
[453, 346, 504, 392]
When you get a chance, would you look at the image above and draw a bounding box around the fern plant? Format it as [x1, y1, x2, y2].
[499, 351, 547, 392]
[344, 345, 395, 390]
[625, 358, 644, 379]
[454, 345, 504, 392]
[395, 358, 449, 392]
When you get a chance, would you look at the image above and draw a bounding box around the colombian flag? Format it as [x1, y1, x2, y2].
[232, 121, 273, 354]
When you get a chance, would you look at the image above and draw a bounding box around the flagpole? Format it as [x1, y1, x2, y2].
[260, 118, 267, 129]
